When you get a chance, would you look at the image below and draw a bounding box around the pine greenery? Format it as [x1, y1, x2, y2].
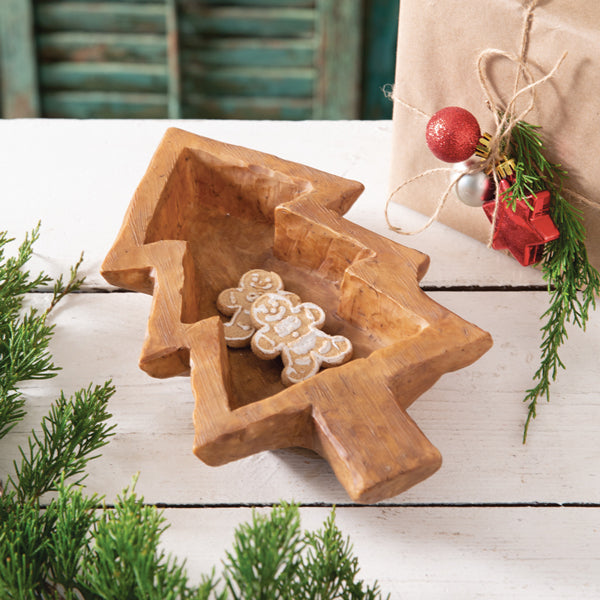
[507, 122, 600, 441]
[221, 503, 385, 600]
[0, 227, 387, 599]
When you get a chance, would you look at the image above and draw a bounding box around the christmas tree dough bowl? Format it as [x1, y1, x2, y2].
[101, 128, 493, 503]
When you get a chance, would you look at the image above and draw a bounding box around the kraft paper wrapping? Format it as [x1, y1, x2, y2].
[390, 0, 600, 269]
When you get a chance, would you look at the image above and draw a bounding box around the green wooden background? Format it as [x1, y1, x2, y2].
[0, 0, 398, 119]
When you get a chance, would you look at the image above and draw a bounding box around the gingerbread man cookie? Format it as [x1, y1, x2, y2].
[217, 270, 290, 347]
[250, 292, 353, 386]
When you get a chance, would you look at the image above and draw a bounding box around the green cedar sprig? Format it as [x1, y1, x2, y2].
[506, 121, 600, 442]
[0, 223, 84, 441]
[222, 504, 387, 600]
[293, 508, 384, 600]
[79, 479, 219, 600]
[223, 501, 303, 599]
[8, 381, 116, 503]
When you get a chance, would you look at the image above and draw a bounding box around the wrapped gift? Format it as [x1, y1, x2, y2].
[390, 0, 600, 269]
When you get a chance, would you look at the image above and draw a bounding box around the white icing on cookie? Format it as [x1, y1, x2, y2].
[250, 292, 353, 386]
[216, 270, 287, 348]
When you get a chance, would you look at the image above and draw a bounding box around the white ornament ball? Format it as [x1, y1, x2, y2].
[452, 162, 491, 207]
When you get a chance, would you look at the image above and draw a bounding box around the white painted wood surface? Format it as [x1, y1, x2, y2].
[160, 507, 600, 600]
[1, 120, 598, 598]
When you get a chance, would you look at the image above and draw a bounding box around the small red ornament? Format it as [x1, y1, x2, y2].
[426, 107, 481, 163]
[482, 180, 560, 266]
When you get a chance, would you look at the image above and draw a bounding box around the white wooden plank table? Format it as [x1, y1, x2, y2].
[1, 119, 599, 599]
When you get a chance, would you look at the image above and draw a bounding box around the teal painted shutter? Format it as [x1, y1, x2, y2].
[33, 0, 179, 118]
[314, 0, 362, 119]
[178, 0, 361, 120]
[0, 0, 40, 117]
[1, 0, 363, 119]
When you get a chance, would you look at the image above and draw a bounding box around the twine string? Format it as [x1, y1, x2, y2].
[385, 167, 454, 235]
[385, 0, 597, 242]
[385, 88, 432, 121]
[512, 0, 538, 109]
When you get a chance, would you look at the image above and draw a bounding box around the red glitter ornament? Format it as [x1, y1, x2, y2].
[426, 107, 481, 163]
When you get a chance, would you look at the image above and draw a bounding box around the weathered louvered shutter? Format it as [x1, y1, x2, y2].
[1, 0, 362, 119]
[33, 0, 179, 118]
[177, 0, 361, 119]
[0, 0, 40, 117]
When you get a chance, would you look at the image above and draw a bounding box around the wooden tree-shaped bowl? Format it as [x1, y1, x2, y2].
[102, 128, 492, 503]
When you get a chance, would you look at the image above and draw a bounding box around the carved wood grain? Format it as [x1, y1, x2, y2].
[101, 128, 493, 503]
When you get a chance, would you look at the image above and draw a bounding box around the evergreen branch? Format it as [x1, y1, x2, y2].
[222, 504, 387, 600]
[2, 309, 58, 385]
[80, 480, 221, 600]
[7, 381, 116, 503]
[295, 508, 387, 600]
[0, 226, 85, 442]
[45, 251, 86, 318]
[0, 224, 51, 326]
[0, 488, 55, 599]
[0, 390, 27, 444]
[223, 502, 304, 600]
[0, 227, 51, 440]
[45, 478, 100, 597]
[509, 121, 600, 441]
